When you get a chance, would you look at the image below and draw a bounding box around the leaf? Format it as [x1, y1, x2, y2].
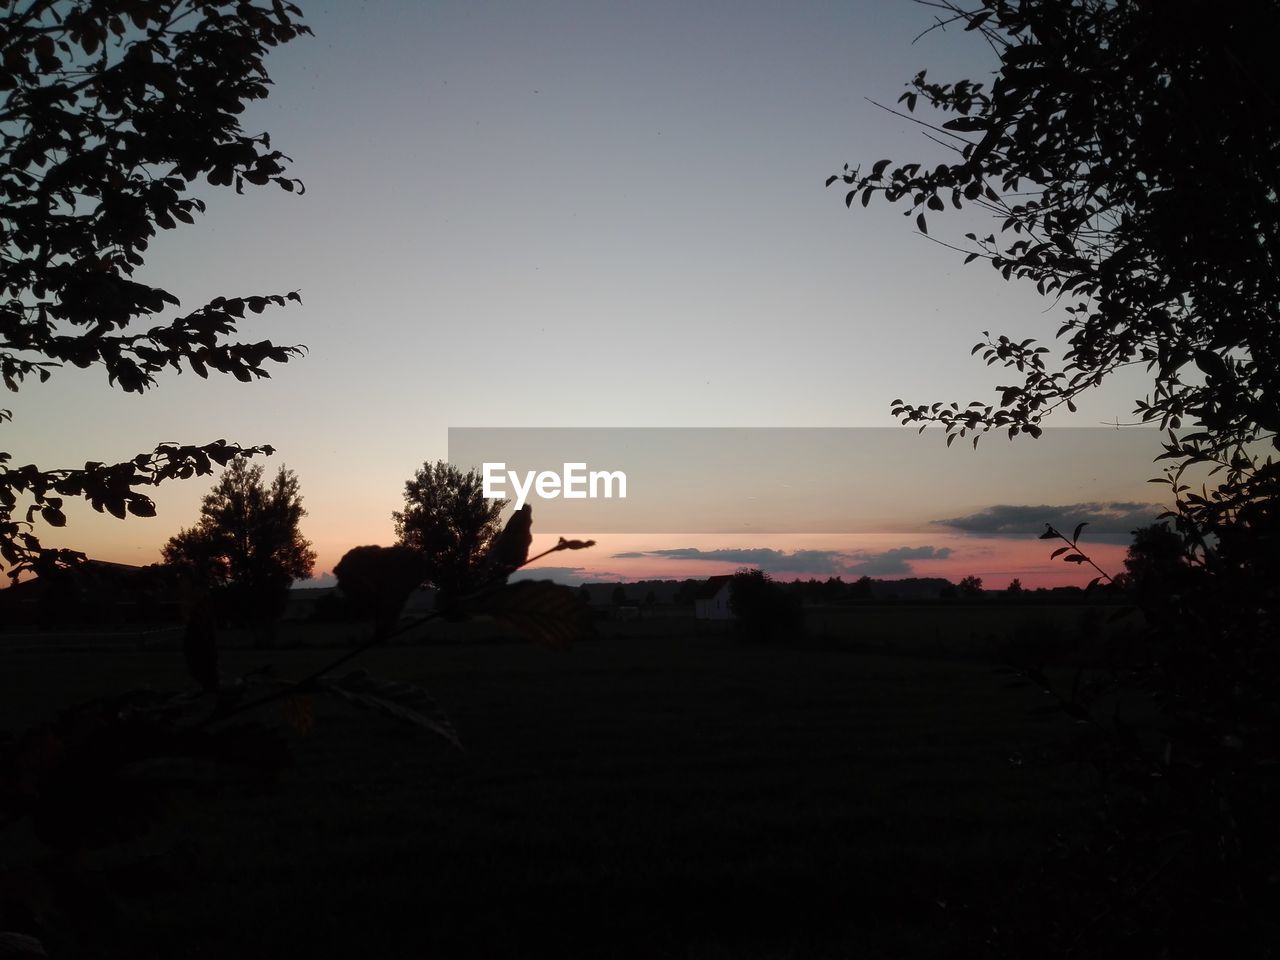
[485, 503, 532, 574]
[1072, 521, 1088, 543]
[127, 497, 157, 518]
[474, 580, 595, 649]
[1050, 546, 1069, 559]
[1193, 350, 1226, 378]
[916, 213, 928, 234]
[319, 672, 461, 749]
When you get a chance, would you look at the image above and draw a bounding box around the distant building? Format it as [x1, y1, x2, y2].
[694, 575, 734, 620]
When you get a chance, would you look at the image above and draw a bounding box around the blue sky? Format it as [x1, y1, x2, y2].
[7, 1, 1163, 585]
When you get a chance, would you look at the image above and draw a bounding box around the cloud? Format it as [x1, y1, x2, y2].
[934, 502, 1163, 540]
[610, 545, 953, 578]
[614, 547, 844, 575]
[843, 546, 953, 577]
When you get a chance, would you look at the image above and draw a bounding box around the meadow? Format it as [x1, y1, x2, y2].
[1, 606, 1143, 959]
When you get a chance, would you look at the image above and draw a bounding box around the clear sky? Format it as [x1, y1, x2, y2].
[7, 1, 1166, 589]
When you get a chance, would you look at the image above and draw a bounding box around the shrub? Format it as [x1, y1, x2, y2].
[728, 568, 804, 643]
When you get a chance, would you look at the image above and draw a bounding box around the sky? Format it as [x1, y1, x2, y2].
[6, 0, 1169, 589]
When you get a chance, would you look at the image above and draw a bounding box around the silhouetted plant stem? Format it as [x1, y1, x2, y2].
[1040, 523, 1115, 588]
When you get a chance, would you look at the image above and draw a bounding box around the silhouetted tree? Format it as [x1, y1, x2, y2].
[163, 460, 315, 631]
[832, 5, 1280, 945]
[728, 568, 804, 642]
[819, 576, 846, 603]
[957, 575, 983, 598]
[392, 461, 504, 609]
[1006, 578, 1023, 595]
[334, 545, 428, 638]
[611, 585, 627, 606]
[0, 0, 310, 581]
[1123, 523, 1194, 615]
[673, 579, 700, 607]
[830, 1, 1279, 628]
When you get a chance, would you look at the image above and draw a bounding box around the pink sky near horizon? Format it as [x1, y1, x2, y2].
[2, 514, 1128, 591]
[511, 532, 1128, 590]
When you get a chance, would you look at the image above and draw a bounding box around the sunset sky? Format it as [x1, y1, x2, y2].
[7, 1, 1169, 589]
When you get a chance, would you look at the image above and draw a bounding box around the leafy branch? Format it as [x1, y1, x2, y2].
[1037, 520, 1114, 591]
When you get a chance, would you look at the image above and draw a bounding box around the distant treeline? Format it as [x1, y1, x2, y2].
[577, 576, 1121, 607]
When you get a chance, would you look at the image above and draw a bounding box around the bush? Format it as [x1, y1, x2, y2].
[728, 569, 804, 643]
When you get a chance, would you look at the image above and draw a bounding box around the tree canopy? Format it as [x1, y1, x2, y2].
[392, 461, 504, 607]
[0, 0, 311, 579]
[830, 0, 1277, 626]
[728, 567, 804, 642]
[163, 458, 314, 625]
[832, 3, 1278, 944]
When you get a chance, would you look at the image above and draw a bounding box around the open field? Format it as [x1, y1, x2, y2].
[1, 616, 1136, 959]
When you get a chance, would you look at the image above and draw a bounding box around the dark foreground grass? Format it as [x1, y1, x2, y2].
[2, 633, 1107, 959]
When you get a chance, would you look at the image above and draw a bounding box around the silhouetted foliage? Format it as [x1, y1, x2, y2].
[837, 3, 1280, 949]
[481, 503, 532, 585]
[0, 0, 311, 580]
[831, 0, 1278, 630]
[1005, 578, 1022, 595]
[333, 545, 428, 638]
[392, 462, 503, 611]
[162, 459, 315, 631]
[957, 575, 983, 598]
[1122, 522, 1192, 616]
[673, 579, 700, 606]
[728, 568, 804, 643]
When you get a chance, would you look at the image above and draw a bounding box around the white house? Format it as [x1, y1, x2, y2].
[693, 575, 735, 620]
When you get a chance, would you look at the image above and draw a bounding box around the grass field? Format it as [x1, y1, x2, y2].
[1, 615, 1130, 959]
